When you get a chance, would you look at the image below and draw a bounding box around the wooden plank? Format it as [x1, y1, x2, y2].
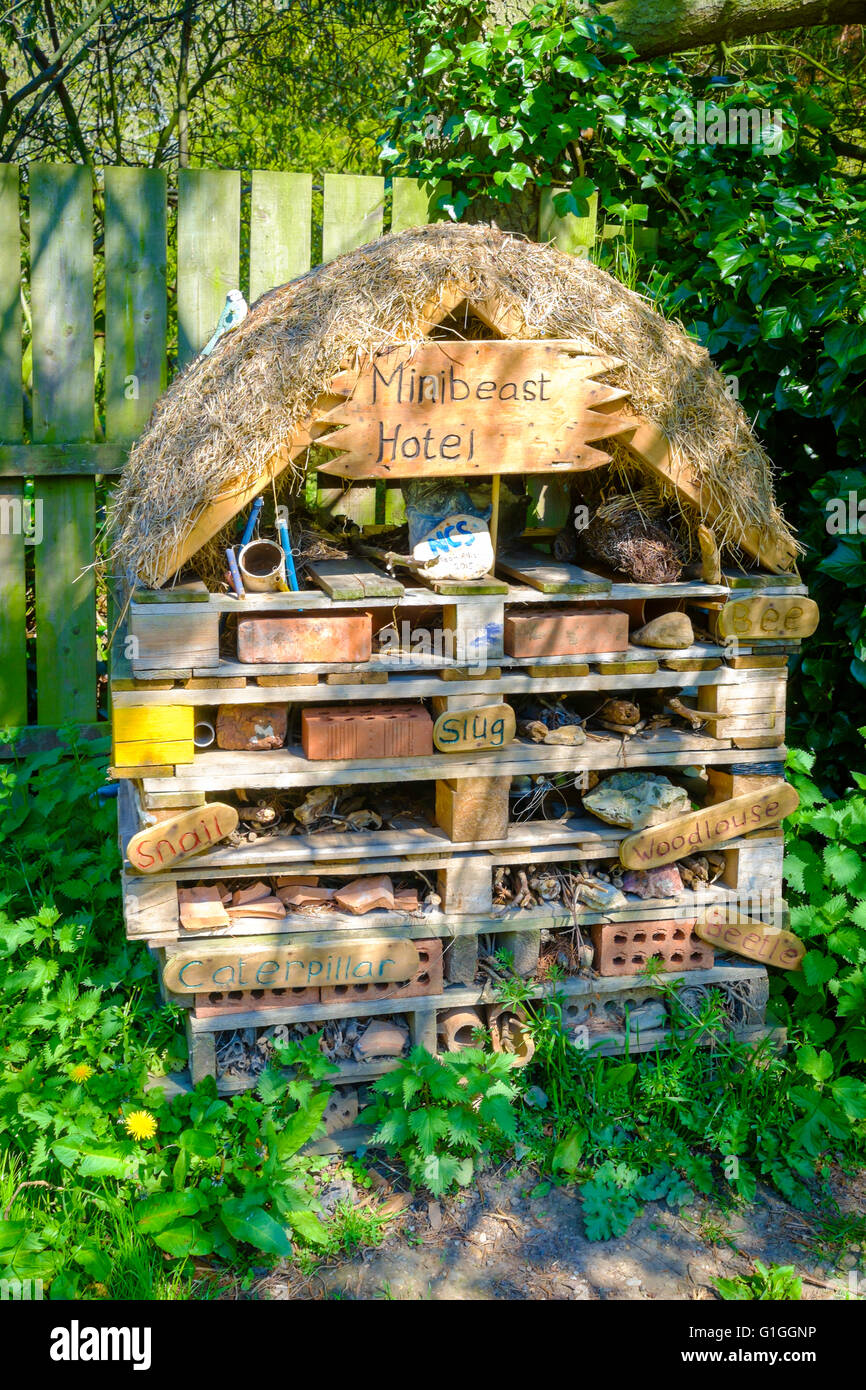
[306, 557, 403, 600]
[538, 187, 598, 258]
[322, 173, 385, 264]
[29, 164, 96, 724]
[0, 163, 26, 725]
[249, 170, 312, 302]
[177, 169, 240, 367]
[138, 729, 775, 795]
[390, 177, 437, 233]
[0, 442, 127, 475]
[723, 569, 802, 590]
[429, 575, 508, 595]
[317, 342, 630, 478]
[496, 549, 610, 594]
[104, 168, 167, 441]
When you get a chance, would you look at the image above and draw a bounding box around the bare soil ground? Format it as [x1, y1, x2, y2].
[249, 1162, 866, 1302]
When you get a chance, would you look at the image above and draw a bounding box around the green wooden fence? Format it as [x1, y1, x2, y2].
[0, 165, 654, 747]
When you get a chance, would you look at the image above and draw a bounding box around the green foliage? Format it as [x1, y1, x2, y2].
[509, 978, 825, 1240]
[771, 743, 866, 1137]
[714, 1260, 802, 1301]
[388, 0, 866, 783]
[0, 732, 343, 1294]
[360, 1045, 519, 1196]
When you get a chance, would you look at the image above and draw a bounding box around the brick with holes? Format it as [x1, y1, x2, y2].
[590, 919, 712, 977]
[320, 938, 443, 1004]
[194, 985, 320, 1017]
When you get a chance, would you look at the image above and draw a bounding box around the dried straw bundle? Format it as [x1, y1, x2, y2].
[106, 222, 796, 589]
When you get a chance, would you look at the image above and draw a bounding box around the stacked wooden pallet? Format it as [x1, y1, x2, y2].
[111, 553, 808, 1129]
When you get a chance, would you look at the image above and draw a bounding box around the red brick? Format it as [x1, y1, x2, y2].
[504, 607, 629, 659]
[216, 703, 287, 750]
[320, 938, 443, 1004]
[237, 613, 372, 664]
[194, 985, 320, 1016]
[591, 919, 712, 977]
[301, 702, 433, 760]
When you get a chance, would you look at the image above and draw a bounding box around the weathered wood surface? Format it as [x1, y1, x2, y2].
[433, 702, 516, 752]
[317, 343, 631, 478]
[306, 558, 404, 600]
[496, 550, 611, 594]
[164, 935, 419, 994]
[619, 784, 800, 869]
[715, 595, 819, 641]
[0, 164, 25, 725]
[127, 803, 239, 873]
[696, 908, 804, 971]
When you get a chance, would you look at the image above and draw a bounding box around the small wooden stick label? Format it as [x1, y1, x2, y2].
[127, 803, 239, 874]
[695, 908, 804, 971]
[163, 937, 419, 994]
[619, 783, 799, 869]
[433, 702, 516, 752]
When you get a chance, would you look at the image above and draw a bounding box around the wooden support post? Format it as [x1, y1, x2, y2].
[186, 1018, 217, 1085]
[409, 1007, 438, 1054]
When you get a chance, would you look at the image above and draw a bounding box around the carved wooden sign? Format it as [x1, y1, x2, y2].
[316, 341, 631, 479]
[619, 783, 799, 869]
[695, 907, 804, 971]
[717, 596, 819, 641]
[127, 803, 239, 874]
[433, 702, 516, 753]
[163, 937, 420, 994]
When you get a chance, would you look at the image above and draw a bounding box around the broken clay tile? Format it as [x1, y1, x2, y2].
[226, 898, 286, 918]
[333, 875, 396, 914]
[232, 881, 273, 906]
[274, 874, 320, 889]
[276, 885, 335, 907]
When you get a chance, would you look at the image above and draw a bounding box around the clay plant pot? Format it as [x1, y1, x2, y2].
[438, 1006, 486, 1053]
[238, 538, 287, 592]
[486, 1005, 536, 1068]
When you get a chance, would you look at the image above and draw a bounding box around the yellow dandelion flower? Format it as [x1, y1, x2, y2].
[124, 1110, 158, 1141]
[70, 1063, 94, 1083]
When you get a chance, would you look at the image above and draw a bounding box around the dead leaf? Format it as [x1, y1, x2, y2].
[378, 1192, 413, 1218]
[427, 1200, 442, 1231]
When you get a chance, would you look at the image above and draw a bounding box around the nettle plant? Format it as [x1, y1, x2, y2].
[777, 742, 866, 1142]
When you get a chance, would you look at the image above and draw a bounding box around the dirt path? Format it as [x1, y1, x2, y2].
[261, 1165, 865, 1301]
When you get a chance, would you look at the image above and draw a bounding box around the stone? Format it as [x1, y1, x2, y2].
[355, 1019, 409, 1058]
[625, 1000, 668, 1032]
[216, 703, 288, 750]
[333, 875, 396, 914]
[583, 771, 691, 830]
[573, 877, 628, 911]
[622, 865, 685, 899]
[632, 612, 694, 649]
[543, 722, 586, 745]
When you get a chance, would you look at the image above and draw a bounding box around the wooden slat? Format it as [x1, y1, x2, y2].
[306, 557, 404, 600]
[104, 167, 167, 441]
[177, 169, 240, 368]
[249, 170, 311, 301]
[0, 442, 127, 475]
[0, 163, 25, 725]
[322, 173, 385, 264]
[30, 164, 96, 725]
[497, 548, 611, 594]
[538, 188, 598, 258]
[390, 177, 434, 233]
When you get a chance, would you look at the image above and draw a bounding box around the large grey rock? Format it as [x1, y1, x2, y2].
[583, 771, 691, 830]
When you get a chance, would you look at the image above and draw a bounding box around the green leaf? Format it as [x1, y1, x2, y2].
[221, 1200, 293, 1257]
[552, 1127, 586, 1175]
[802, 951, 837, 988]
[284, 1209, 329, 1247]
[408, 1106, 449, 1154]
[179, 1129, 217, 1158]
[152, 1220, 213, 1258]
[823, 843, 862, 888]
[135, 1189, 205, 1234]
[275, 1091, 329, 1159]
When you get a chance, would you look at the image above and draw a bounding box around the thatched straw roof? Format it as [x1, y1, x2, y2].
[108, 222, 797, 588]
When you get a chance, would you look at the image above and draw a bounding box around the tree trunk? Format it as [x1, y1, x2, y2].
[490, 0, 863, 58]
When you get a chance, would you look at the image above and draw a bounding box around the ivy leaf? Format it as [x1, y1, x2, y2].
[423, 45, 453, 76]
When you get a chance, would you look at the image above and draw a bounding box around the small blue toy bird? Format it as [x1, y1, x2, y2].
[201, 289, 248, 357]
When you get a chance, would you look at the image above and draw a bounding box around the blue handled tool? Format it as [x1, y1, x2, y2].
[226, 547, 245, 598]
[278, 516, 300, 592]
[241, 496, 264, 548]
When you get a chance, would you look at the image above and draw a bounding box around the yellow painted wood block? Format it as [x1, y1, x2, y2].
[113, 705, 194, 742]
[112, 739, 195, 768]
